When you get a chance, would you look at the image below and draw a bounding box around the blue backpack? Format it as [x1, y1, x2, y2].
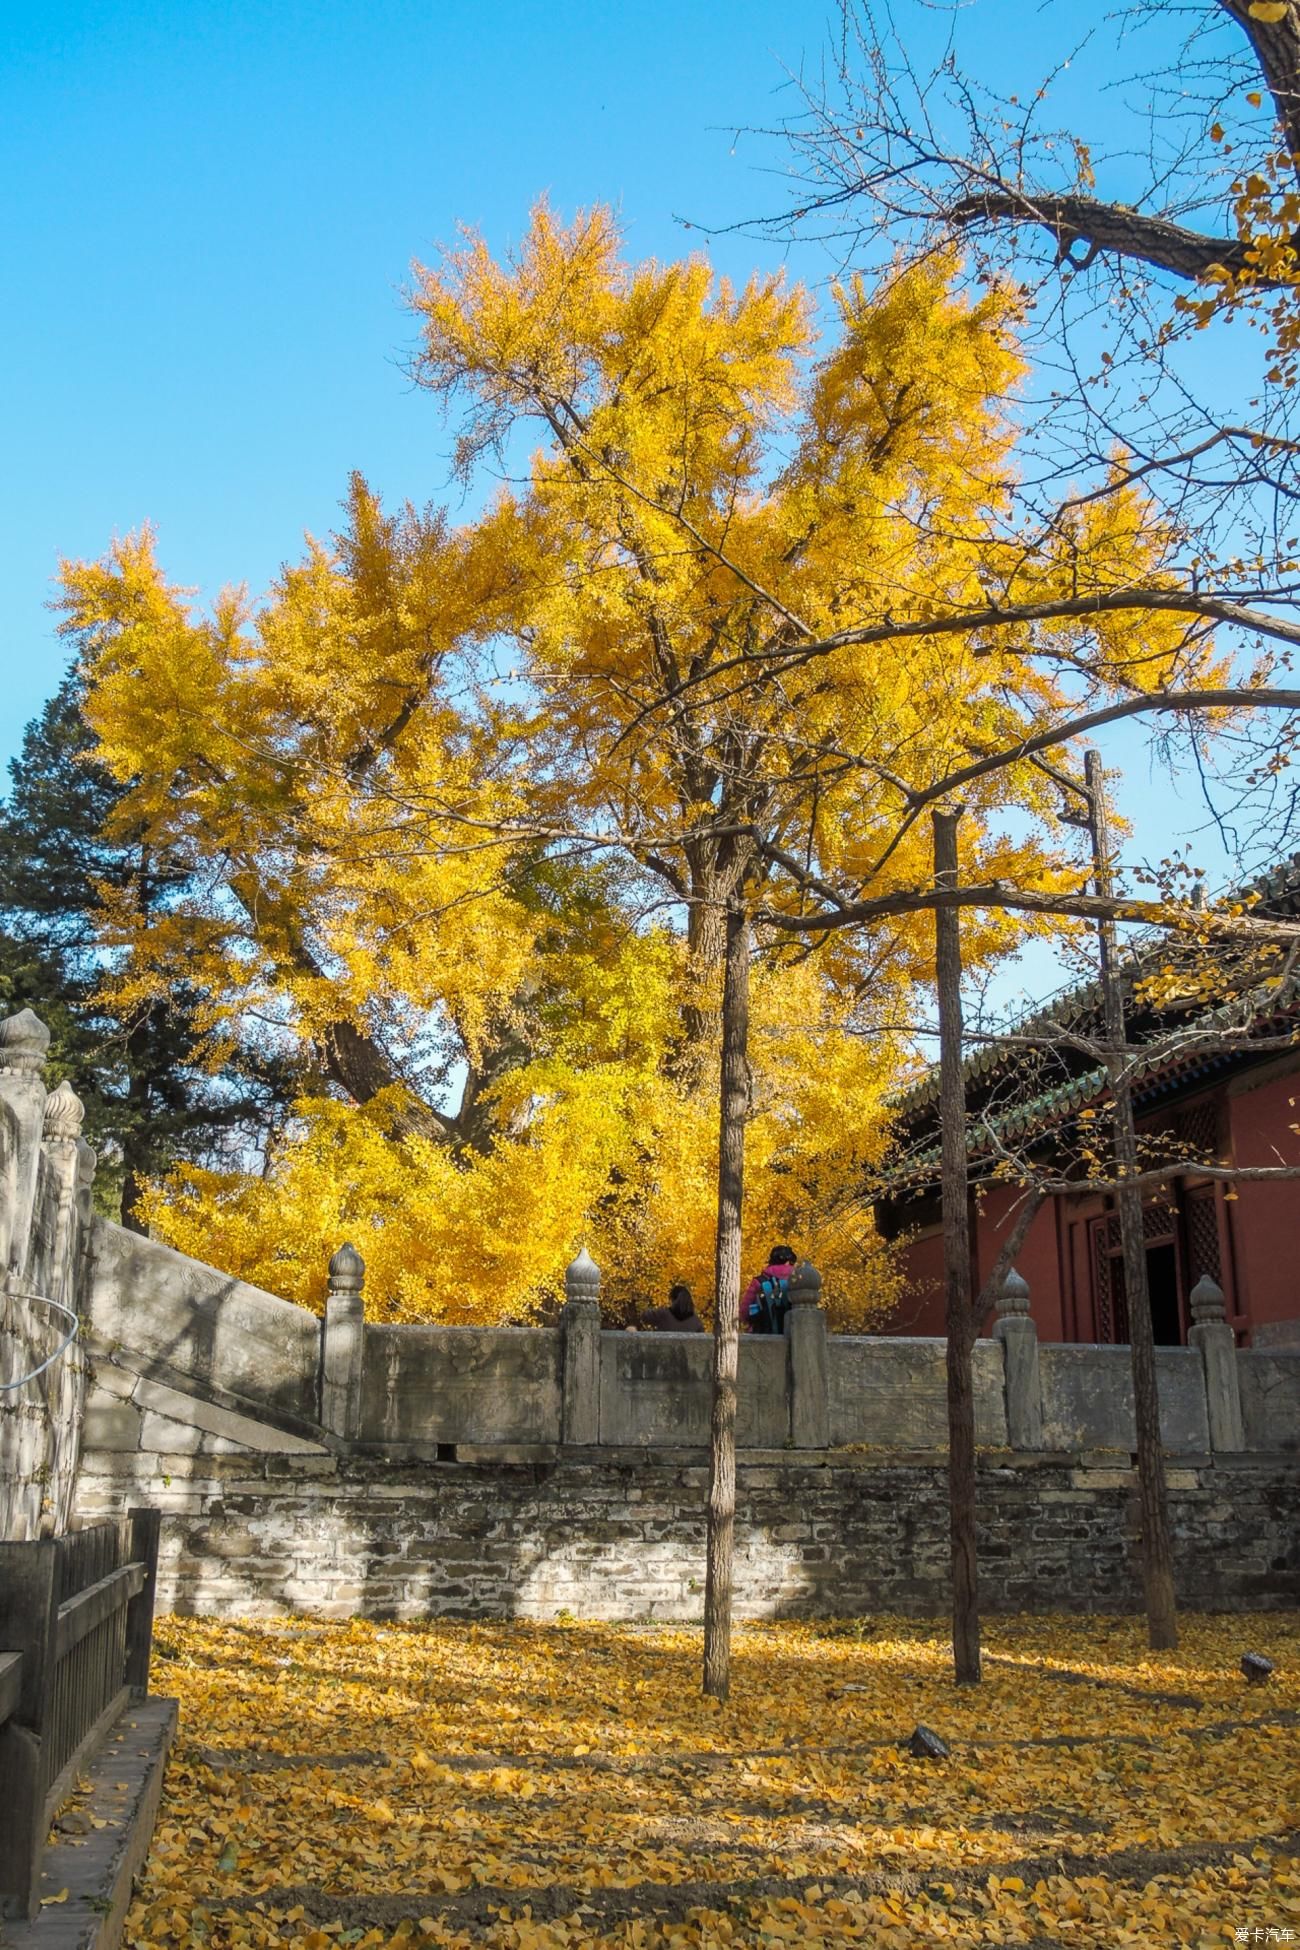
[747, 1272, 791, 1336]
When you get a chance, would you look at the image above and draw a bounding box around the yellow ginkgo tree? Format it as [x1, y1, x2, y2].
[59, 204, 1208, 1337]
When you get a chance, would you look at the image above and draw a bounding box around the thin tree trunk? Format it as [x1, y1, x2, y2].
[703, 897, 750, 1700]
[1085, 750, 1179, 1650]
[118, 862, 157, 1235]
[934, 807, 981, 1686]
[677, 858, 728, 1087]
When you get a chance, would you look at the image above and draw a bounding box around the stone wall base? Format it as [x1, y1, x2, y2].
[75, 1448, 1300, 1622]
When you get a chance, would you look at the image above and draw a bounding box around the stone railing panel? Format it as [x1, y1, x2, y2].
[738, 1335, 790, 1448]
[0, 1284, 85, 1540]
[828, 1337, 1008, 1449]
[596, 1332, 791, 1449]
[84, 1219, 320, 1422]
[1039, 1345, 1211, 1452]
[1238, 1350, 1300, 1452]
[23, 1155, 62, 1301]
[359, 1325, 563, 1446]
[599, 1332, 711, 1446]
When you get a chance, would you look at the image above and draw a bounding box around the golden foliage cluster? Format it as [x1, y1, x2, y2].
[116, 1612, 1299, 1948]
[134, 953, 906, 1329]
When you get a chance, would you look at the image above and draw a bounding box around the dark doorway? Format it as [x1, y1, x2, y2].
[1096, 1235, 1185, 1345]
[1146, 1242, 1183, 1345]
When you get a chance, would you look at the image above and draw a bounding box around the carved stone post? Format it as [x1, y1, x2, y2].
[787, 1259, 830, 1449]
[0, 1010, 51, 1283]
[994, 1267, 1043, 1451]
[1188, 1275, 1244, 1453]
[41, 1081, 84, 1307]
[28, 1082, 88, 1532]
[561, 1246, 602, 1446]
[320, 1242, 366, 1441]
[74, 1139, 98, 1230]
[73, 1139, 98, 1302]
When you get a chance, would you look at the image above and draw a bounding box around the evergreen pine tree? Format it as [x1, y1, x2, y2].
[0, 669, 297, 1229]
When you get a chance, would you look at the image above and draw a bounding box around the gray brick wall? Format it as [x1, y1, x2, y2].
[75, 1449, 1300, 1621]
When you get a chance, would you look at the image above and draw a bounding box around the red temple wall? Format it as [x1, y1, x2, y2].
[890, 1225, 945, 1335]
[1226, 1068, 1300, 1334]
[972, 1186, 1066, 1340]
[888, 1191, 1065, 1339]
[882, 1061, 1300, 1343]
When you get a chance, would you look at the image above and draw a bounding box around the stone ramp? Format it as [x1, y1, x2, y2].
[83, 1335, 331, 1462]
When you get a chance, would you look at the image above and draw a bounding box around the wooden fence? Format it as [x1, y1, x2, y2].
[0, 1509, 160, 1920]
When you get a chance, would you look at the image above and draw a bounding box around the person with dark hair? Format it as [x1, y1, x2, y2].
[640, 1282, 706, 1333]
[741, 1244, 798, 1335]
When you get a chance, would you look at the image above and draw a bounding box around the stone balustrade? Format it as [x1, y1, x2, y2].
[1, 1009, 1296, 1528]
[309, 1245, 1292, 1460]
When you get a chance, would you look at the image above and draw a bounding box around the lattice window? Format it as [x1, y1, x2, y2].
[1090, 1213, 1129, 1343]
[1090, 1204, 1176, 1340]
[1142, 1199, 1176, 1243]
[1175, 1097, 1221, 1162]
[1185, 1185, 1223, 1286]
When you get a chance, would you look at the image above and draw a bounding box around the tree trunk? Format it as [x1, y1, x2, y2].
[313, 1019, 447, 1137]
[119, 1159, 148, 1234]
[1219, 0, 1300, 181]
[934, 807, 981, 1686]
[703, 897, 750, 1701]
[1085, 751, 1179, 1650]
[677, 857, 728, 1087]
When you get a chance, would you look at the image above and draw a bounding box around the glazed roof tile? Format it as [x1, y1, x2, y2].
[892, 848, 1300, 1127]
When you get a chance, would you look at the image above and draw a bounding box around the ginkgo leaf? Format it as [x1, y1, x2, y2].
[123, 1611, 1298, 1949]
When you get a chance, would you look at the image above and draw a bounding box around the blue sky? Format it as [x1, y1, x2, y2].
[2, 0, 831, 760]
[0, 0, 1262, 981]
[0, 0, 1139, 746]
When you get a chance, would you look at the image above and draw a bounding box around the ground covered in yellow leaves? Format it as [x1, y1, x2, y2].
[127, 1614, 1300, 1948]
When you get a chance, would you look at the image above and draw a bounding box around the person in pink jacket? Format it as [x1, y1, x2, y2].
[740, 1244, 798, 1334]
